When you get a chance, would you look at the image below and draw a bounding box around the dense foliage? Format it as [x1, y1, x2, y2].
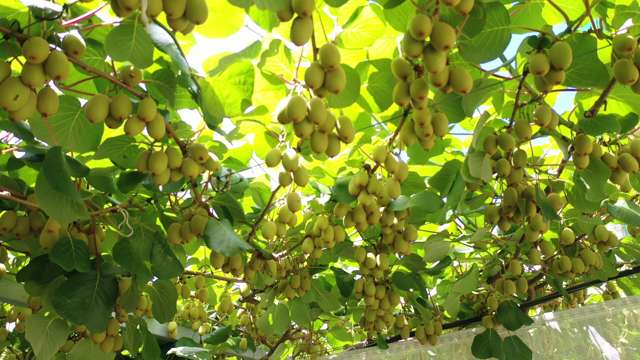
[1, 0, 640, 359]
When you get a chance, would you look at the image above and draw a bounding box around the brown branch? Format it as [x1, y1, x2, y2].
[245, 185, 282, 247]
[509, 68, 529, 128]
[0, 193, 38, 209]
[584, 77, 616, 118]
[371, 108, 410, 173]
[183, 270, 245, 283]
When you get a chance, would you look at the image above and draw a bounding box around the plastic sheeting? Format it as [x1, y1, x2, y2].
[330, 296, 640, 360]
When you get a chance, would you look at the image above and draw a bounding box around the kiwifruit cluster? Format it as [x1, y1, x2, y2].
[275, 268, 312, 299]
[243, 255, 279, 284]
[210, 250, 245, 277]
[602, 282, 621, 300]
[265, 148, 310, 188]
[304, 43, 347, 97]
[493, 259, 530, 297]
[175, 298, 210, 333]
[275, 0, 315, 46]
[399, 107, 450, 151]
[0, 35, 73, 121]
[569, 133, 598, 170]
[137, 144, 219, 186]
[300, 214, 347, 259]
[600, 138, 640, 191]
[167, 206, 209, 245]
[529, 41, 574, 92]
[277, 95, 354, 157]
[100, 0, 208, 34]
[611, 34, 640, 93]
[3, 306, 32, 334]
[85, 318, 124, 353]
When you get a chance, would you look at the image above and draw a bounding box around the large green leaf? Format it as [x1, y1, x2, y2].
[69, 339, 115, 360]
[105, 15, 154, 69]
[25, 314, 70, 360]
[471, 329, 503, 359]
[503, 335, 532, 360]
[495, 300, 533, 331]
[204, 218, 252, 256]
[564, 33, 610, 88]
[459, 2, 512, 64]
[49, 237, 91, 272]
[146, 280, 178, 323]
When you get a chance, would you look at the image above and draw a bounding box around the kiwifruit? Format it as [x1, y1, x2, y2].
[613, 58, 639, 85]
[508, 259, 522, 276]
[391, 58, 414, 82]
[167, 16, 191, 33]
[304, 62, 325, 90]
[402, 35, 424, 59]
[618, 152, 639, 173]
[337, 115, 355, 143]
[110, 94, 132, 121]
[324, 66, 347, 94]
[293, 118, 313, 139]
[146, 0, 163, 17]
[261, 221, 277, 240]
[290, 16, 313, 46]
[118, 65, 142, 87]
[496, 158, 512, 177]
[292, 0, 314, 17]
[422, 45, 447, 74]
[613, 34, 637, 57]
[514, 118, 532, 141]
[0, 77, 31, 112]
[528, 53, 550, 76]
[43, 51, 70, 82]
[1, 211, 18, 233]
[533, 74, 553, 92]
[0, 62, 10, 83]
[287, 95, 308, 123]
[559, 228, 575, 245]
[319, 43, 341, 71]
[36, 86, 59, 117]
[432, 112, 448, 137]
[118, 0, 140, 11]
[22, 37, 50, 64]
[409, 13, 432, 41]
[279, 171, 293, 186]
[20, 63, 47, 89]
[287, 192, 302, 212]
[148, 150, 169, 175]
[277, 3, 294, 22]
[310, 130, 329, 153]
[573, 133, 593, 155]
[430, 67, 449, 88]
[448, 66, 473, 94]
[308, 97, 326, 124]
[430, 21, 456, 52]
[85, 94, 110, 123]
[181, 157, 200, 181]
[533, 104, 552, 126]
[136, 150, 150, 172]
[111, 0, 133, 17]
[124, 116, 146, 136]
[573, 154, 590, 169]
[544, 69, 565, 85]
[483, 134, 497, 155]
[188, 143, 209, 164]
[185, 0, 208, 25]
[601, 153, 618, 169]
[62, 35, 85, 58]
[497, 132, 515, 152]
[393, 81, 411, 107]
[548, 41, 572, 70]
[455, 0, 475, 15]
[137, 97, 157, 123]
[9, 90, 36, 121]
[165, 147, 183, 169]
[282, 149, 299, 171]
[372, 145, 388, 164]
[163, 0, 187, 18]
[146, 113, 166, 140]
[265, 148, 281, 167]
[409, 77, 429, 102]
[326, 133, 341, 157]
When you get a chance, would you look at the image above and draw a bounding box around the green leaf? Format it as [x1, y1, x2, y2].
[150, 237, 183, 279]
[365, 59, 394, 112]
[68, 338, 115, 360]
[105, 15, 154, 69]
[607, 200, 640, 226]
[564, 33, 610, 88]
[146, 280, 178, 323]
[52, 271, 118, 332]
[429, 160, 462, 196]
[25, 314, 70, 360]
[198, 0, 245, 38]
[49, 237, 91, 272]
[271, 303, 290, 336]
[204, 218, 252, 256]
[142, 325, 161, 360]
[327, 65, 361, 109]
[462, 79, 503, 116]
[204, 327, 231, 345]
[451, 265, 479, 294]
[423, 238, 451, 262]
[578, 114, 622, 136]
[310, 281, 341, 312]
[536, 187, 561, 221]
[471, 329, 503, 359]
[495, 300, 533, 331]
[16, 255, 64, 284]
[332, 267, 355, 297]
[112, 226, 154, 282]
[332, 176, 357, 204]
[94, 135, 137, 162]
[30, 96, 103, 153]
[503, 335, 532, 360]
[459, 2, 512, 64]
[204, 60, 255, 124]
[35, 147, 89, 225]
[289, 298, 312, 327]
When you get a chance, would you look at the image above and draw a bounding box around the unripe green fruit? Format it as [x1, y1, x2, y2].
[136, 150, 150, 172]
[409, 13, 432, 41]
[265, 148, 281, 167]
[544, 69, 565, 86]
[448, 66, 473, 94]
[402, 35, 424, 59]
[573, 133, 593, 155]
[324, 66, 347, 94]
[614, 58, 639, 85]
[279, 171, 293, 186]
[148, 150, 169, 175]
[163, 0, 187, 18]
[118, 0, 140, 11]
[533, 104, 552, 127]
[310, 130, 329, 153]
[181, 157, 201, 181]
[558, 255, 572, 273]
[423, 46, 447, 74]
[282, 150, 299, 172]
[503, 279, 516, 295]
[430, 21, 456, 52]
[514, 118, 532, 141]
[512, 149, 527, 168]
[455, 0, 475, 15]
[631, 138, 640, 158]
[304, 62, 325, 90]
[573, 154, 590, 169]
[308, 97, 327, 124]
[602, 152, 618, 169]
[572, 257, 586, 274]
[508, 259, 522, 276]
[373, 145, 388, 164]
[36, 86, 58, 117]
[559, 228, 575, 245]
[85, 94, 110, 123]
[167, 17, 191, 33]
[44, 51, 70, 82]
[613, 34, 637, 57]
[393, 81, 411, 107]
[261, 220, 277, 240]
[190, 214, 208, 236]
[124, 116, 146, 136]
[110, 94, 132, 121]
[277, 4, 294, 22]
[146, 0, 163, 17]
[483, 134, 497, 155]
[432, 112, 448, 137]
[0, 211, 18, 233]
[529, 52, 550, 76]
[0, 77, 31, 112]
[166, 147, 183, 169]
[167, 222, 182, 244]
[496, 158, 511, 177]
[290, 16, 313, 46]
[10, 90, 36, 121]
[185, 0, 209, 25]
[0, 62, 10, 83]
[618, 152, 639, 173]
[319, 43, 341, 71]
[547, 192, 564, 211]
[548, 41, 572, 71]
[580, 248, 596, 266]
[137, 97, 157, 123]
[188, 143, 209, 164]
[534, 74, 553, 92]
[20, 63, 46, 89]
[292, 0, 314, 17]
[147, 113, 166, 140]
[497, 132, 515, 152]
[391, 57, 414, 82]
[118, 65, 142, 87]
[594, 224, 609, 242]
[410, 77, 429, 102]
[293, 167, 309, 186]
[287, 95, 308, 123]
[287, 192, 302, 212]
[293, 118, 313, 139]
[22, 37, 50, 64]
[430, 66, 449, 88]
[62, 35, 85, 58]
[528, 248, 542, 264]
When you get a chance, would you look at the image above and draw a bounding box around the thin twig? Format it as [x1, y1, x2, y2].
[509, 68, 529, 127]
[584, 77, 616, 118]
